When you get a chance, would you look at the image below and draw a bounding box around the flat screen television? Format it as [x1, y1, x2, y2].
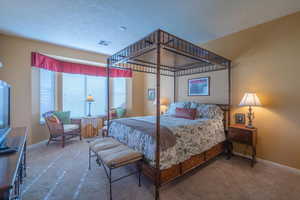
[0, 80, 11, 147]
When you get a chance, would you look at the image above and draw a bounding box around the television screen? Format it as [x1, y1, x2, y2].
[0, 80, 10, 145]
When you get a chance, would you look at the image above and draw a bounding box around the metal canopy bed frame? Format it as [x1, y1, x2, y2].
[106, 29, 231, 200]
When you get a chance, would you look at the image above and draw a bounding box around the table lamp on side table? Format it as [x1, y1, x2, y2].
[86, 94, 95, 117]
[153, 97, 170, 114]
[239, 93, 262, 128]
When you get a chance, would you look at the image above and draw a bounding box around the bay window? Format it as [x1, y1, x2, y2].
[39, 71, 127, 119]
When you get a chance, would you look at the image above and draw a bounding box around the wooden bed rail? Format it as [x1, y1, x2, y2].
[142, 142, 224, 185]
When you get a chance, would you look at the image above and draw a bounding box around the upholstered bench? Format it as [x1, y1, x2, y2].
[88, 137, 143, 200]
[88, 137, 122, 169]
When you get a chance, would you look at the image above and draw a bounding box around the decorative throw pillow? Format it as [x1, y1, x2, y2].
[110, 109, 117, 119]
[174, 108, 196, 120]
[47, 115, 60, 124]
[53, 111, 71, 124]
[196, 104, 223, 120]
[165, 102, 191, 115]
[116, 107, 126, 118]
[190, 102, 199, 109]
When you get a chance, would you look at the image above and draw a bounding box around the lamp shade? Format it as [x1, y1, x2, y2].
[239, 93, 262, 106]
[86, 94, 94, 102]
[153, 97, 170, 105]
[160, 97, 170, 106]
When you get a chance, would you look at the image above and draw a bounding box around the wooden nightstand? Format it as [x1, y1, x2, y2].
[227, 124, 257, 167]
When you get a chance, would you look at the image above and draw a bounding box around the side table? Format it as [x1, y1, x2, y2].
[81, 115, 107, 138]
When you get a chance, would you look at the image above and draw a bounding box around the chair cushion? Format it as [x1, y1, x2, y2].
[63, 124, 79, 132]
[90, 137, 121, 153]
[98, 145, 142, 168]
[54, 111, 71, 124]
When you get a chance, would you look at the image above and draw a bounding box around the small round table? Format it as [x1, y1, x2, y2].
[81, 115, 107, 138]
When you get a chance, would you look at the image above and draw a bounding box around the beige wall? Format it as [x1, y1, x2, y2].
[127, 72, 145, 117]
[201, 11, 300, 169]
[143, 74, 174, 115]
[0, 34, 144, 145]
[176, 70, 229, 104]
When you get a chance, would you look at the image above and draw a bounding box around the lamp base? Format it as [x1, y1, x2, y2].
[88, 102, 92, 117]
[246, 106, 255, 129]
[246, 124, 255, 129]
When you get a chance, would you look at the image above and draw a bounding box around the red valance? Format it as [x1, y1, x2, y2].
[31, 52, 132, 78]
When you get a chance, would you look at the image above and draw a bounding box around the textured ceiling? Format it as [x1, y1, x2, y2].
[0, 0, 300, 55]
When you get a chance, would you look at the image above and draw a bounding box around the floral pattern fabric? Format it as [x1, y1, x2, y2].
[109, 115, 225, 169]
[196, 104, 224, 119]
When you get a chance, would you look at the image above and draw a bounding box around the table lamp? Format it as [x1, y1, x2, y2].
[86, 94, 95, 117]
[239, 93, 262, 128]
[154, 97, 170, 114]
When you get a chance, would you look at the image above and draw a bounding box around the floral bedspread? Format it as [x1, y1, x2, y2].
[109, 116, 225, 169]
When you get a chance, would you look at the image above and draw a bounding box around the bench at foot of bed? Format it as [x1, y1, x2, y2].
[89, 137, 143, 200]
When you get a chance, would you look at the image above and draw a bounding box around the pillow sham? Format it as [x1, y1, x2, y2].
[174, 108, 196, 120]
[196, 104, 223, 120]
[165, 102, 190, 115]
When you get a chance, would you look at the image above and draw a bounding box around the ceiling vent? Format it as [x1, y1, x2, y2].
[98, 40, 111, 46]
[119, 26, 127, 31]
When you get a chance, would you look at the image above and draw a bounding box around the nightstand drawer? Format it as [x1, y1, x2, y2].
[228, 128, 252, 145]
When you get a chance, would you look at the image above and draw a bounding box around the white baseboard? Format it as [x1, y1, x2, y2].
[28, 139, 48, 150]
[233, 151, 300, 175]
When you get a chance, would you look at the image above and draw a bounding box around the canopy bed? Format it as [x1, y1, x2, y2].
[106, 29, 231, 200]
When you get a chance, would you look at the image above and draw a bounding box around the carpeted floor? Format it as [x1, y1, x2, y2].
[23, 139, 300, 200]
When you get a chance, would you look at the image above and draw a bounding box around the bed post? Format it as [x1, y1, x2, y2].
[228, 61, 231, 129]
[173, 73, 176, 102]
[155, 30, 161, 200]
[107, 58, 110, 135]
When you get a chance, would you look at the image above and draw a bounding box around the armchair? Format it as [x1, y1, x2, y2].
[43, 111, 82, 148]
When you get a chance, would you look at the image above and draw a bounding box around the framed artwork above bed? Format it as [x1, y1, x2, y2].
[188, 77, 210, 96]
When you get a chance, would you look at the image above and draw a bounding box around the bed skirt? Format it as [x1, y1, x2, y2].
[141, 142, 225, 185]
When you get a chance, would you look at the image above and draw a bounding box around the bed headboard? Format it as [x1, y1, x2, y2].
[216, 104, 230, 131]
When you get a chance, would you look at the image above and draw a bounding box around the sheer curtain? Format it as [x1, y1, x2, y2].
[40, 69, 56, 122]
[113, 78, 127, 108]
[62, 73, 107, 117]
[86, 75, 107, 116]
[62, 73, 85, 117]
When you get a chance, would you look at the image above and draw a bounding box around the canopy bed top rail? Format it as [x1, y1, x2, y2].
[107, 29, 231, 77]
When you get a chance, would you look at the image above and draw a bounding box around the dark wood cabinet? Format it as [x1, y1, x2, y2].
[227, 124, 257, 167]
[0, 127, 28, 200]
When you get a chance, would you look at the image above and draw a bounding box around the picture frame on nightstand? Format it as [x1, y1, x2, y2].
[235, 113, 245, 124]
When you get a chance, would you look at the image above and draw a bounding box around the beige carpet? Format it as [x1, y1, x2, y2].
[23, 139, 300, 200]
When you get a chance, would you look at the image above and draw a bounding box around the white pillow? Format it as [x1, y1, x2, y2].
[165, 102, 191, 115]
